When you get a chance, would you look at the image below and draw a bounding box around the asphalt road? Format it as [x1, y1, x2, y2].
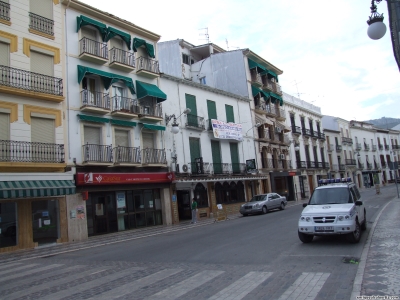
[0, 184, 397, 300]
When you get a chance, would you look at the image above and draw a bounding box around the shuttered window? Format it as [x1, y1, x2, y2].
[84, 126, 101, 145]
[185, 94, 198, 127]
[0, 42, 9, 66]
[142, 132, 154, 149]
[189, 138, 201, 163]
[230, 143, 239, 164]
[0, 113, 10, 140]
[31, 51, 53, 76]
[225, 104, 234, 123]
[110, 37, 123, 50]
[30, 0, 53, 19]
[31, 117, 55, 143]
[207, 100, 217, 120]
[211, 140, 222, 174]
[115, 129, 129, 147]
[81, 27, 97, 41]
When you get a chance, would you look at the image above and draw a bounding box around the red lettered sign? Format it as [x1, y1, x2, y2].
[76, 172, 174, 186]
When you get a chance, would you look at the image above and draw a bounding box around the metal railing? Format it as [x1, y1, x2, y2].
[0, 140, 64, 163]
[336, 145, 342, 152]
[275, 83, 282, 94]
[0, 1, 10, 21]
[139, 103, 162, 118]
[231, 163, 246, 174]
[251, 72, 263, 86]
[113, 146, 141, 164]
[213, 163, 231, 175]
[141, 148, 166, 164]
[306, 161, 316, 168]
[374, 162, 380, 169]
[0, 65, 63, 96]
[111, 96, 139, 114]
[81, 90, 110, 110]
[265, 104, 276, 116]
[276, 107, 286, 119]
[109, 47, 135, 67]
[292, 126, 302, 134]
[342, 137, 353, 145]
[189, 162, 213, 175]
[378, 144, 383, 150]
[29, 12, 54, 36]
[367, 162, 372, 170]
[364, 143, 370, 151]
[302, 128, 312, 136]
[185, 114, 206, 130]
[82, 144, 113, 163]
[318, 132, 325, 139]
[262, 158, 290, 170]
[323, 162, 330, 169]
[79, 37, 108, 59]
[296, 161, 307, 169]
[355, 143, 361, 151]
[392, 145, 400, 150]
[345, 159, 356, 165]
[136, 56, 160, 74]
[372, 145, 377, 151]
[358, 162, 364, 169]
[381, 161, 387, 168]
[327, 144, 334, 152]
[262, 79, 274, 91]
[385, 145, 390, 150]
[339, 164, 346, 171]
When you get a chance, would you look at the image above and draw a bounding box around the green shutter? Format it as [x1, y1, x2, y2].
[230, 143, 240, 173]
[189, 138, 201, 173]
[225, 105, 234, 123]
[185, 94, 198, 127]
[211, 140, 222, 174]
[207, 100, 217, 130]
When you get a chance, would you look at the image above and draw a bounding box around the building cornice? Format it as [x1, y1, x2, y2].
[242, 49, 283, 75]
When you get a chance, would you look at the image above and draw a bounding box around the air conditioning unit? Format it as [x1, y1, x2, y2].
[279, 154, 285, 160]
[182, 164, 189, 172]
[275, 127, 282, 133]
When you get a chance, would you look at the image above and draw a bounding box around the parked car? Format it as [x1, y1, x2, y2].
[240, 193, 287, 216]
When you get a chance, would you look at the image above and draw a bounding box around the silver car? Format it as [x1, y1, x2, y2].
[240, 193, 287, 216]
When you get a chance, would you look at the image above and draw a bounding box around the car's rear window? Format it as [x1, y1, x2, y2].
[309, 188, 352, 205]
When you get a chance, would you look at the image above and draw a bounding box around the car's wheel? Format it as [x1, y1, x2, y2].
[298, 231, 313, 243]
[346, 220, 361, 243]
[361, 210, 367, 231]
[262, 206, 268, 214]
[279, 202, 286, 210]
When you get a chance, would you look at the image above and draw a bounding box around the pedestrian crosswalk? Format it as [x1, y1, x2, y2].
[0, 262, 332, 300]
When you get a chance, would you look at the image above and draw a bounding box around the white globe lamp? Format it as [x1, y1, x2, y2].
[367, 20, 387, 40]
[171, 124, 180, 134]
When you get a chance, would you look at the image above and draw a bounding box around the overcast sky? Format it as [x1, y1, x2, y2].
[81, 0, 399, 121]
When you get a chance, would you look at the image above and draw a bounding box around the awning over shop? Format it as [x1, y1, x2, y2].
[270, 92, 284, 106]
[77, 65, 136, 94]
[105, 27, 131, 50]
[136, 80, 167, 103]
[110, 119, 137, 127]
[0, 180, 76, 199]
[76, 15, 107, 40]
[78, 114, 109, 123]
[141, 123, 166, 131]
[132, 38, 155, 58]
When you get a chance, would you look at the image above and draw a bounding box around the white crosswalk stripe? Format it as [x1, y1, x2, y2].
[278, 272, 330, 300]
[208, 271, 273, 300]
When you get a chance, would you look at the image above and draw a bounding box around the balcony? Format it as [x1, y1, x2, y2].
[327, 144, 334, 152]
[364, 143, 370, 151]
[29, 12, 54, 37]
[358, 163, 364, 170]
[113, 146, 141, 166]
[336, 145, 342, 152]
[109, 48, 135, 72]
[311, 131, 319, 139]
[188, 161, 213, 175]
[345, 159, 356, 166]
[331, 164, 339, 172]
[317, 132, 325, 140]
[0, 1, 10, 24]
[372, 145, 377, 151]
[231, 163, 247, 174]
[355, 143, 361, 151]
[292, 126, 302, 135]
[111, 96, 139, 118]
[374, 162, 380, 169]
[82, 144, 113, 165]
[141, 148, 167, 166]
[262, 158, 290, 170]
[265, 103, 277, 117]
[378, 144, 383, 150]
[185, 114, 206, 131]
[381, 162, 387, 168]
[342, 137, 353, 145]
[296, 161, 307, 169]
[366, 162, 372, 170]
[262, 78, 282, 95]
[339, 164, 345, 171]
[80, 90, 110, 114]
[213, 163, 231, 175]
[306, 161, 316, 168]
[275, 107, 286, 121]
[322, 162, 330, 169]
[136, 56, 160, 78]
[250, 72, 263, 87]
[392, 145, 400, 151]
[385, 145, 390, 150]
[138, 103, 163, 122]
[79, 38, 108, 64]
[302, 128, 312, 137]
[0, 65, 64, 102]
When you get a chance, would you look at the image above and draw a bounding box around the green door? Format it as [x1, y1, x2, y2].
[225, 104, 235, 123]
[189, 138, 201, 173]
[211, 140, 222, 174]
[230, 143, 240, 173]
[185, 94, 198, 127]
[207, 100, 217, 130]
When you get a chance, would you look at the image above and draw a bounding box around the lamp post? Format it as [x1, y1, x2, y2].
[165, 108, 191, 134]
[367, 0, 387, 40]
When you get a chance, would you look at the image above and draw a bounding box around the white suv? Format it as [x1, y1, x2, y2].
[298, 178, 366, 243]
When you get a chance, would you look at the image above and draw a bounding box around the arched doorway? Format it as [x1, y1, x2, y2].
[193, 183, 208, 208]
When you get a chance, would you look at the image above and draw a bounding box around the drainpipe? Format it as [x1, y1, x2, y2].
[65, 0, 71, 161]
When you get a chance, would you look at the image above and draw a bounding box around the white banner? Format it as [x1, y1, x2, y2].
[211, 119, 243, 141]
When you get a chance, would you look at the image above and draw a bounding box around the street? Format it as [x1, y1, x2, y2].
[0, 185, 397, 300]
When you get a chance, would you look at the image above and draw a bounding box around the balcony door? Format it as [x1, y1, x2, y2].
[207, 100, 217, 130]
[185, 94, 198, 127]
[30, 51, 54, 93]
[83, 126, 106, 162]
[82, 77, 100, 107]
[115, 129, 130, 163]
[0, 112, 10, 161]
[189, 138, 201, 174]
[31, 117, 55, 162]
[230, 143, 240, 173]
[142, 132, 155, 163]
[112, 85, 124, 111]
[0, 41, 9, 66]
[211, 140, 222, 174]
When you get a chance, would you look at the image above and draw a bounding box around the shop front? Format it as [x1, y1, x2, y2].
[75, 171, 174, 236]
[269, 171, 300, 201]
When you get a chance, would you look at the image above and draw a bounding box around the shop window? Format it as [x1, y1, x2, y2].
[0, 202, 17, 248]
[215, 181, 245, 205]
[193, 183, 208, 208]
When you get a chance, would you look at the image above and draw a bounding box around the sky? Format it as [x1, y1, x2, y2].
[80, 0, 400, 122]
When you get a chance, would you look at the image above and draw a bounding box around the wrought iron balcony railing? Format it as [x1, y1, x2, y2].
[378, 144, 383, 150]
[318, 132, 325, 140]
[336, 145, 342, 152]
[213, 163, 231, 175]
[292, 126, 302, 134]
[355, 143, 362, 151]
[339, 164, 346, 171]
[141, 148, 166, 164]
[381, 161, 387, 168]
[0, 140, 64, 163]
[113, 146, 141, 164]
[327, 144, 334, 152]
[302, 128, 312, 136]
[111, 96, 139, 114]
[0, 1, 10, 21]
[185, 114, 206, 130]
[262, 78, 274, 91]
[323, 162, 330, 169]
[81, 90, 110, 110]
[189, 161, 213, 175]
[29, 12, 54, 36]
[109, 47, 135, 67]
[385, 145, 390, 150]
[296, 161, 307, 169]
[136, 56, 160, 74]
[306, 160, 316, 168]
[139, 103, 162, 118]
[372, 145, 377, 151]
[0, 65, 63, 96]
[366, 162, 372, 170]
[231, 163, 246, 174]
[265, 104, 276, 116]
[251, 72, 263, 86]
[262, 158, 290, 170]
[364, 143, 370, 151]
[79, 37, 108, 59]
[342, 137, 353, 145]
[276, 108, 286, 119]
[82, 144, 113, 163]
[345, 159, 356, 165]
[374, 162, 380, 169]
[392, 145, 400, 150]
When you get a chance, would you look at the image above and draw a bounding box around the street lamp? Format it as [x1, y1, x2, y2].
[367, 0, 387, 40]
[165, 108, 191, 134]
[246, 122, 261, 136]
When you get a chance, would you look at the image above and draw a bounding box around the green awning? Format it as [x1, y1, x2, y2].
[76, 15, 107, 40]
[251, 85, 262, 97]
[78, 114, 109, 123]
[141, 123, 166, 131]
[270, 92, 284, 106]
[248, 58, 267, 73]
[260, 69, 278, 82]
[0, 180, 76, 199]
[136, 80, 167, 103]
[77, 65, 136, 94]
[105, 27, 131, 50]
[132, 38, 155, 58]
[110, 119, 137, 127]
[251, 85, 270, 101]
[260, 90, 271, 101]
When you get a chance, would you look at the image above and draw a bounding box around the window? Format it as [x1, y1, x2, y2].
[290, 114, 295, 127]
[84, 126, 101, 145]
[225, 105, 234, 123]
[114, 129, 129, 147]
[207, 100, 217, 130]
[0, 112, 10, 140]
[182, 53, 191, 65]
[31, 117, 55, 143]
[29, 0, 54, 36]
[0, 41, 9, 66]
[31, 51, 53, 76]
[215, 181, 245, 204]
[112, 85, 125, 110]
[142, 132, 154, 149]
[30, 0, 53, 20]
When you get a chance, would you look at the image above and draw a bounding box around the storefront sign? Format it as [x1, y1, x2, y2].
[211, 119, 243, 141]
[76, 172, 175, 186]
[288, 172, 297, 176]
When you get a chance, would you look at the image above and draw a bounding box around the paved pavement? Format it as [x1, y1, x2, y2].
[0, 188, 399, 299]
